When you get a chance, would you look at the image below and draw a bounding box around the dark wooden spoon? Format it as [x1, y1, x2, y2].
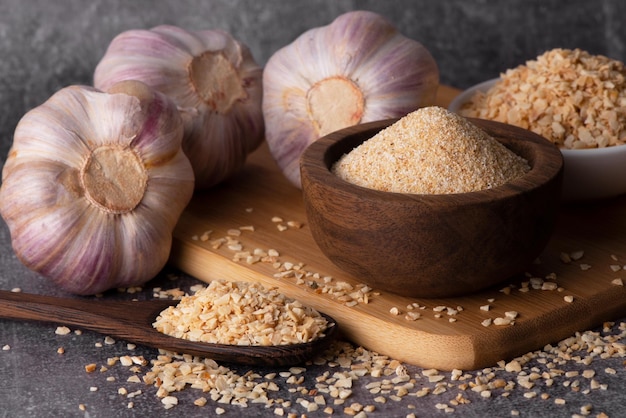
[0, 289, 337, 367]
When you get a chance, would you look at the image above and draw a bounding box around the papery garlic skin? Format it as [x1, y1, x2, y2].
[263, 11, 440, 188]
[94, 25, 264, 189]
[0, 81, 194, 295]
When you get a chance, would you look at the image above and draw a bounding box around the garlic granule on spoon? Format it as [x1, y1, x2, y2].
[153, 280, 329, 346]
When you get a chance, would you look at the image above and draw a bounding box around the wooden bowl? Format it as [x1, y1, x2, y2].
[300, 118, 564, 298]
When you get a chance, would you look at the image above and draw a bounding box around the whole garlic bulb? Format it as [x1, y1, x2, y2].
[0, 80, 195, 295]
[263, 11, 440, 188]
[94, 25, 264, 189]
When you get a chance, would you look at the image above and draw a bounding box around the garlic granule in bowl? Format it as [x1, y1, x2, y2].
[449, 48, 626, 201]
[153, 280, 329, 346]
[332, 106, 530, 194]
[456, 48, 626, 150]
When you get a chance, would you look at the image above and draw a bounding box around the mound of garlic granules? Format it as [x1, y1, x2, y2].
[459, 48, 626, 149]
[332, 106, 530, 194]
[153, 280, 329, 346]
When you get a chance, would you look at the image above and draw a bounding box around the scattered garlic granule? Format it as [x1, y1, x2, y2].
[55, 326, 71, 335]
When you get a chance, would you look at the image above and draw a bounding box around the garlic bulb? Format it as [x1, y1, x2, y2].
[0, 80, 194, 295]
[94, 25, 264, 189]
[263, 11, 440, 188]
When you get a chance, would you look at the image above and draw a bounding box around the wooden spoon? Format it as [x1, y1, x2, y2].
[0, 289, 337, 367]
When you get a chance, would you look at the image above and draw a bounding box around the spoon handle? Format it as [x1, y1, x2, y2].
[0, 290, 220, 359]
[0, 290, 172, 338]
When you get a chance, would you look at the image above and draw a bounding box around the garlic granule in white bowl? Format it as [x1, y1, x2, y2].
[449, 48, 626, 201]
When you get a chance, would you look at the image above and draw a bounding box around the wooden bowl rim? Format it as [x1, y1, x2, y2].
[300, 117, 564, 204]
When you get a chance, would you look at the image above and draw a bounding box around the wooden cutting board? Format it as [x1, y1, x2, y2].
[169, 85, 626, 371]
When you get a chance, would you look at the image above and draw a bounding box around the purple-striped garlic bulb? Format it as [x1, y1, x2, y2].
[93, 25, 264, 189]
[263, 10, 440, 188]
[0, 81, 194, 295]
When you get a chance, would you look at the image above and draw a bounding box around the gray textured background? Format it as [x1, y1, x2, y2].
[1, 0, 626, 168]
[2, 1, 626, 417]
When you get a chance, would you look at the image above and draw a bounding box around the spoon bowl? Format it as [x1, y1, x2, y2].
[0, 290, 337, 367]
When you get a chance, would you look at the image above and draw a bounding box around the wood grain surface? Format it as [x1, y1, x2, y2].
[169, 85, 626, 370]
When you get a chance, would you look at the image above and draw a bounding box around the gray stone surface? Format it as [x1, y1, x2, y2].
[1, 1, 626, 416]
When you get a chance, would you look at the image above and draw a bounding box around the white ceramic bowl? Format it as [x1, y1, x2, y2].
[449, 78, 626, 201]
